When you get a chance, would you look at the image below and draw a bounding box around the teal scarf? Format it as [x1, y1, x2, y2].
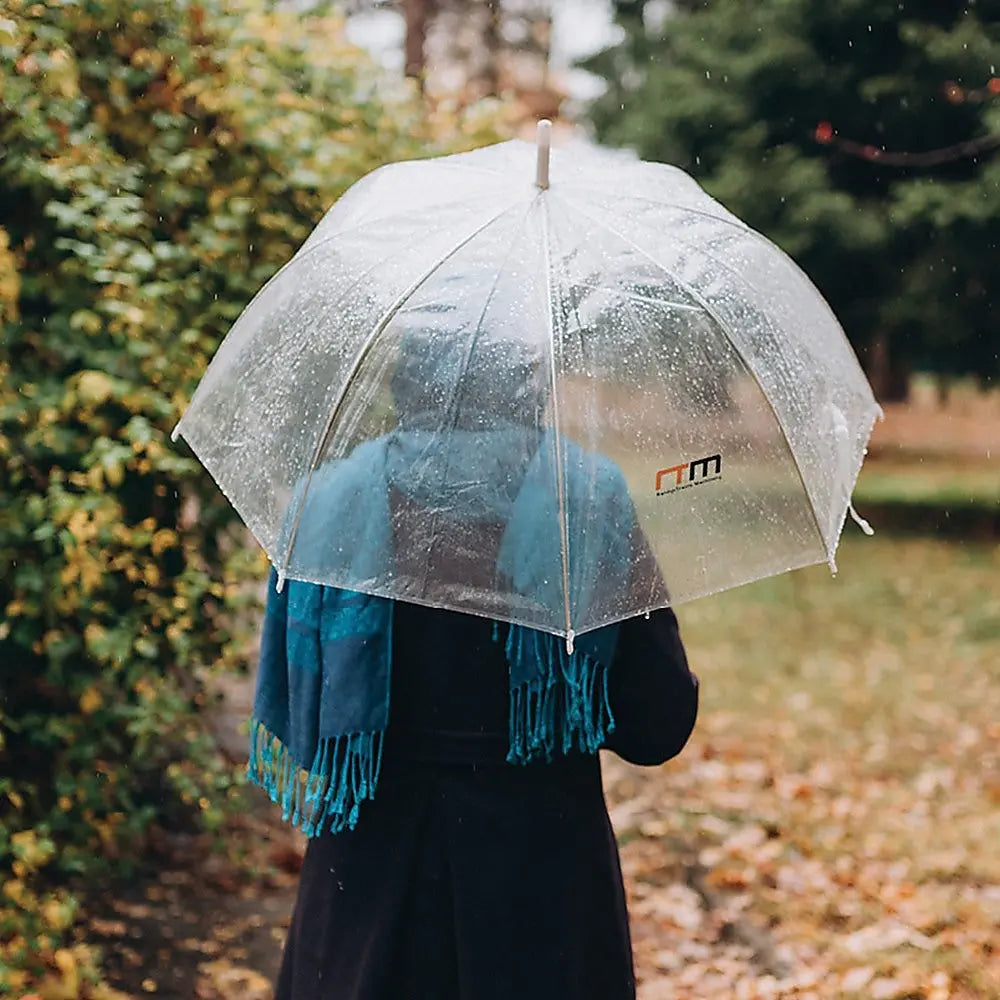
[249, 427, 633, 838]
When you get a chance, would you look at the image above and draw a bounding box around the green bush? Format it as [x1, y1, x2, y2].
[0, 1, 500, 994]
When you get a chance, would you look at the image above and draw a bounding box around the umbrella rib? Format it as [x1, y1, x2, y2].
[564, 185, 754, 237]
[538, 196, 575, 643]
[558, 194, 829, 560]
[569, 279, 703, 313]
[603, 284, 699, 611]
[414, 201, 536, 603]
[175, 207, 498, 444]
[234, 191, 504, 319]
[278, 200, 523, 585]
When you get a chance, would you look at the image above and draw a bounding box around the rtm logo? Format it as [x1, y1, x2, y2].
[655, 454, 722, 495]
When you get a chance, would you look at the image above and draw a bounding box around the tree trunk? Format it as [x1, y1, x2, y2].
[481, 0, 502, 97]
[404, 0, 431, 85]
[865, 331, 910, 403]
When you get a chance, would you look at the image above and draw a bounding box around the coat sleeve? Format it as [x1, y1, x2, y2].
[602, 607, 699, 767]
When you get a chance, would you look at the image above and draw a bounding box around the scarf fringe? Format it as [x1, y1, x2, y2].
[504, 627, 615, 765]
[247, 719, 384, 838]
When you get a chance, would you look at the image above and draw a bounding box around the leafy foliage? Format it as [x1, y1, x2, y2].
[583, 0, 1000, 393]
[0, 0, 499, 993]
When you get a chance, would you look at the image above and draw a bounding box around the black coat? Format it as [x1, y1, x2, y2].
[274, 600, 698, 1000]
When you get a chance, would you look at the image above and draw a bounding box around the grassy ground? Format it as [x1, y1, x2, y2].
[607, 534, 1000, 999]
[854, 457, 999, 509]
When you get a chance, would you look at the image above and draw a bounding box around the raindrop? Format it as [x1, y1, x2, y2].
[848, 503, 874, 536]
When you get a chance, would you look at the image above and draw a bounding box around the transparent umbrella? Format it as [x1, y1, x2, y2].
[173, 122, 880, 642]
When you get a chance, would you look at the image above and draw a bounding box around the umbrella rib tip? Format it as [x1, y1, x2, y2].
[535, 119, 552, 190]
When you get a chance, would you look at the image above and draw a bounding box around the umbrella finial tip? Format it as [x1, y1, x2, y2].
[535, 119, 552, 190]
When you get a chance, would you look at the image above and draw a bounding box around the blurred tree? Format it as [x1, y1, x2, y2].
[583, 0, 1000, 398]
[404, 0, 433, 81]
[0, 0, 499, 993]
[376, 0, 557, 109]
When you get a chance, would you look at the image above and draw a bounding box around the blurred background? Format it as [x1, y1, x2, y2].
[1, 2, 997, 998]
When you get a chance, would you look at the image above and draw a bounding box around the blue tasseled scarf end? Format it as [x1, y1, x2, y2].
[248, 719, 384, 838]
[504, 626, 616, 765]
[248, 626, 615, 837]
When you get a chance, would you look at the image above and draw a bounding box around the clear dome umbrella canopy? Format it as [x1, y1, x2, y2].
[174, 123, 880, 640]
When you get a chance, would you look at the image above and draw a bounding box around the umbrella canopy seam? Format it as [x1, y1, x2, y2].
[411, 200, 537, 602]
[172, 198, 508, 441]
[564, 184, 753, 237]
[537, 193, 574, 644]
[270, 190, 505, 301]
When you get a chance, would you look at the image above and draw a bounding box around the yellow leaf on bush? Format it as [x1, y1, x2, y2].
[75, 371, 114, 406]
[105, 458, 125, 487]
[11, 830, 55, 870]
[151, 528, 178, 555]
[41, 898, 74, 931]
[79, 687, 102, 715]
[80, 556, 104, 594]
[3, 878, 27, 903]
[86, 463, 105, 491]
[0, 226, 20, 322]
[49, 946, 80, 999]
[66, 510, 93, 543]
[83, 622, 107, 650]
